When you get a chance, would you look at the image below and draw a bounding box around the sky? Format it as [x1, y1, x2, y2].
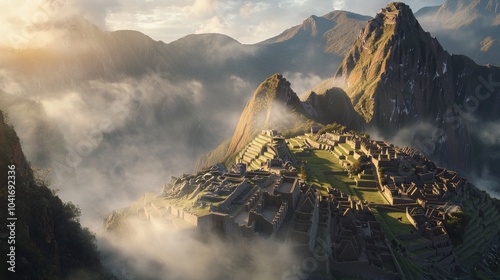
[1, 0, 446, 48]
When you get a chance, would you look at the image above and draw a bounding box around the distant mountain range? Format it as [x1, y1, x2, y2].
[415, 0, 500, 65]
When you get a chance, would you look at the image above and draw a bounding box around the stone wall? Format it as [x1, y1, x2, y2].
[219, 180, 249, 209]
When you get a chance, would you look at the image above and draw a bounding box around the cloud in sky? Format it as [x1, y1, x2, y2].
[1, 0, 446, 46]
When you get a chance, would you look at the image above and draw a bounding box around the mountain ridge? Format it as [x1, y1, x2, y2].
[416, 0, 500, 65]
[331, 2, 500, 180]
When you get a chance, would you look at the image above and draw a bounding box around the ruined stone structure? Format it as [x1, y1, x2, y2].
[329, 189, 401, 280]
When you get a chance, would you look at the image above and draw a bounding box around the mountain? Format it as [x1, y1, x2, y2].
[198, 73, 363, 169]
[110, 126, 500, 280]
[302, 87, 364, 128]
[257, 11, 370, 75]
[416, 0, 500, 65]
[334, 2, 500, 185]
[0, 111, 112, 280]
[261, 11, 370, 56]
[225, 74, 307, 156]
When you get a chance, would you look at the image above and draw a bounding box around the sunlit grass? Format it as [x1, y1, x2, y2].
[371, 208, 422, 280]
[355, 188, 387, 204]
[376, 208, 414, 235]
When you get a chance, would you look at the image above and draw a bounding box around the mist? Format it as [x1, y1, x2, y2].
[283, 72, 323, 96]
[415, 5, 500, 66]
[96, 217, 297, 280]
[0, 66, 267, 278]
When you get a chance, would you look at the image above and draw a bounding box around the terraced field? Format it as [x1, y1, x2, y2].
[454, 196, 500, 264]
[292, 145, 386, 204]
[371, 208, 423, 280]
[238, 134, 275, 170]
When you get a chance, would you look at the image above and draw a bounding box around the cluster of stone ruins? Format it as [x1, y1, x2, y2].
[122, 129, 498, 278]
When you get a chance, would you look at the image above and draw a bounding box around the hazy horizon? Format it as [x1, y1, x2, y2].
[2, 0, 446, 48]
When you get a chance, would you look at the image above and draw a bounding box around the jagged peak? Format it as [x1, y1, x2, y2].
[343, 1, 444, 66]
[370, 2, 418, 30]
[333, 1, 452, 122]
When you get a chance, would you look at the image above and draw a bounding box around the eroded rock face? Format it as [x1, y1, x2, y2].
[334, 2, 500, 173]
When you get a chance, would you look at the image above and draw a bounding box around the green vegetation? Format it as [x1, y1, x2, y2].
[348, 158, 362, 175]
[355, 188, 387, 205]
[444, 211, 468, 245]
[281, 119, 318, 138]
[0, 111, 113, 280]
[376, 209, 414, 235]
[295, 149, 351, 196]
[63, 201, 82, 222]
[292, 145, 387, 204]
[371, 208, 422, 280]
[300, 162, 308, 180]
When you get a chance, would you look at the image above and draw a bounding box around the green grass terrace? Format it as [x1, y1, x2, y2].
[291, 146, 387, 204]
[371, 207, 423, 280]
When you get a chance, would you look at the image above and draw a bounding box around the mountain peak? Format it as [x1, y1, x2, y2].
[332, 1, 500, 174]
[335, 1, 448, 122]
[226, 74, 305, 156]
[373, 2, 418, 29]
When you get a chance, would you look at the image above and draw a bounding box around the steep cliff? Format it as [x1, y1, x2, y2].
[334, 2, 500, 172]
[0, 111, 112, 280]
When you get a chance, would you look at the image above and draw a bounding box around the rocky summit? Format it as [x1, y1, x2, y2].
[334, 2, 500, 174]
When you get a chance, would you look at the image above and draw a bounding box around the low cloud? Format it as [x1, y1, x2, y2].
[283, 72, 324, 96]
[98, 217, 297, 280]
[0, 63, 257, 232]
[367, 120, 500, 199]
